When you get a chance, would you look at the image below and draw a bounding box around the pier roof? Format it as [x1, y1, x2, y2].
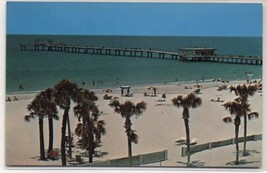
[179, 48, 217, 51]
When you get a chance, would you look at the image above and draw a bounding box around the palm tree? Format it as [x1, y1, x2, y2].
[38, 88, 59, 154]
[25, 91, 58, 161]
[230, 84, 258, 156]
[53, 79, 79, 166]
[109, 99, 146, 166]
[171, 93, 202, 167]
[73, 88, 106, 163]
[223, 100, 243, 165]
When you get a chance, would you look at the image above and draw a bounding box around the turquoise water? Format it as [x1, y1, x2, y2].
[6, 35, 262, 93]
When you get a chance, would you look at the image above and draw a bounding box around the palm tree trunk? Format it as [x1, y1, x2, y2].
[128, 136, 132, 166]
[184, 118, 191, 167]
[39, 117, 46, 160]
[125, 118, 133, 166]
[88, 130, 94, 163]
[234, 118, 240, 165]
[61, 109, 68, 166]
[67, 115, 72, 159]
[182, 108, 191, 167]
[243, 110, 248, 156]
[48, 116, 53, 154]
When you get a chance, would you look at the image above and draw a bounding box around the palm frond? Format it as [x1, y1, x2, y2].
[229, 85, 238, 96]
[129, 130, 138, 144]
[51, 114, 59, 120]
[190, 95, 202, 108]
[248, 112, 259, 120]
[75, 123, 84, 137]
[53, 79, 78, 106]
[223, 117, 233, 123]
[24, 115, 34, 122]
[234, 97, 241, 102]
[134, 101, 147, 116]
[247, 85, 258, 96]
[223, 101, 243, 116]
[230, 84, 258, 98]
[109, 99, 121, 114]
[171, 95, 183, 108]
[172, 93, 202, 109]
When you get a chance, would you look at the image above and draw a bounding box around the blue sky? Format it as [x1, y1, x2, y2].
[7, 2, 262, 36]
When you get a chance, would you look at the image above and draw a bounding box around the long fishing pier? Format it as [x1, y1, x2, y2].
[19, 42, 262, 65]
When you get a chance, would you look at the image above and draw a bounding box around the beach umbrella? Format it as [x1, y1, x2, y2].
[147, 87, 157, 90]
[103, 89, 112, 93]
[148, 87, 157, 96]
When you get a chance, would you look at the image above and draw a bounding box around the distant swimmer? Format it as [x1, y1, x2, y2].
[19, 84, 23, 91]
[116, 78, 120, 85]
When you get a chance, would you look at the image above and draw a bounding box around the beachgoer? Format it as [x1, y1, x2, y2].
[6, 97, 11, 102]
[144, 92, 148, 96]
[121, 88, 123, 96]
[116, 78, 120, 85]
[93, 80, 95, 86]
[14, 96, 18, 101]
[82, 81, 85, 86]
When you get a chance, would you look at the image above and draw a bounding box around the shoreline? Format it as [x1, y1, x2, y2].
[6, 79, 261, 98]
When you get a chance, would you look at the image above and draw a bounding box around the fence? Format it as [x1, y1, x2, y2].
[181, 134, 262, 157]
[79, 150, 168, 167]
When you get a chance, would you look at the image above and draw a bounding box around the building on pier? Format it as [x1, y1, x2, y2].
[179, 48, 217, 57]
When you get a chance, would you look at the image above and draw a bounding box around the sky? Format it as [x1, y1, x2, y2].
[6, 2, 263, 37]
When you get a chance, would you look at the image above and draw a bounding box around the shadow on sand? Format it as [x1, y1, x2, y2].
[226, 160, 260, 166]
[177, 160, 206, 167]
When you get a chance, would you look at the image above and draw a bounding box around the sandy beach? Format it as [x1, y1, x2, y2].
[5, 80, 262, 168]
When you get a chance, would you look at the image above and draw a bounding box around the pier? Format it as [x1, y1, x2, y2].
[19, 41, 262, 65]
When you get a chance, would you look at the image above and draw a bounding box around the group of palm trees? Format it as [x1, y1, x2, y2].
[223, 84, 259, 165]
[25, 79, 106, 166]
[25, 79, 146, 167]
[171, 83, 259, 167]
[24, 79, 260, 167]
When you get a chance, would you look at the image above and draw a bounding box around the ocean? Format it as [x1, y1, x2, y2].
[6, 35, 262, 93]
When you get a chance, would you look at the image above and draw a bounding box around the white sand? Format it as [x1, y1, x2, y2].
[5, 80, 262, 168]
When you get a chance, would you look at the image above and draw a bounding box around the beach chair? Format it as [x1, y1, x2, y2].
[175, 137, 186, 144]
[190, 138, 197, 145]
[48, 150, 59, 160]
[103, 94, 113, 100]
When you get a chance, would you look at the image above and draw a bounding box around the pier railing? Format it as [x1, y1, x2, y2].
[19, 43, 262, 65]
